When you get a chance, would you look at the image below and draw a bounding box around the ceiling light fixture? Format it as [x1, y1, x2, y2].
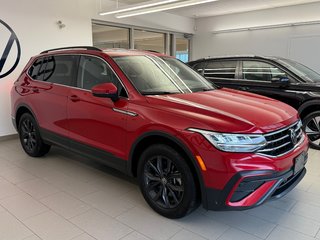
[212, 20, 320, 34]
[115, 0, 219, 18]
[99, 0, 180, 16]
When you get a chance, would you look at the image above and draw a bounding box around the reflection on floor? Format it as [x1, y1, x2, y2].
[0, 137, 319, 240]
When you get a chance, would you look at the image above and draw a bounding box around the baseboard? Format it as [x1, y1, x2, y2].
[0, 134, 18, 142]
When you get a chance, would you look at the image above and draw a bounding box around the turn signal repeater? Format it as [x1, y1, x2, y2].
[196, 155, 207, 171]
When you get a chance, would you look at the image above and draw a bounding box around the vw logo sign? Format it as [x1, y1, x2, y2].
[289, 128, 298, 145]
[0, 19, 21, 79]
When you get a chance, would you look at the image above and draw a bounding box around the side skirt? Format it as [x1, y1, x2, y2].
[40, 128, 127, 173]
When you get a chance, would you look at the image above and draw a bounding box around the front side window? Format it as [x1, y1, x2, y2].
[242, 61, 287, 82]
[77, 56, 127, 97]
[113, 55, 215, 95]
[203, 60, 237, 79]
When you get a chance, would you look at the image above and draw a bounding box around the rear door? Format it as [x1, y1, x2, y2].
[26, 55, 79, 138]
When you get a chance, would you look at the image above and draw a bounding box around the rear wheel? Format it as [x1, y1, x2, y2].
[138, 144, 198, 218]
[18, 113, 51, 157]
[302, 111, 320, 150]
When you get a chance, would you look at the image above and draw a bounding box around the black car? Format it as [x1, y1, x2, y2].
[188, 56, 320, 149]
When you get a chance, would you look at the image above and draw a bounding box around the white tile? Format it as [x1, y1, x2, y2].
[70, 209, 132, 240]
[81, 190, 135, 217]
[71, 233, 97, 240]
[23, 235, 42, 240]
[17, 179, 60, 199]
[246, 205, 320, 237]
[0, 166, 37, 184]
[23, 211, 83, 240]
[266, 196, 297, 211]
[0, 178, 24, 199]
[41, 171, 99, 198]
[267, 226, 315, 240]
[120, 232, 151, 240]
[170, 229, 208, 240]
[40, 192, 91, 219]
[116, 207, 181, 240]
[174, 212, 229, 240]
[0, 193, 48, 220]
[291, 202, 320, 222]
[0, 211, 33, 240]
[203, 211, 276, 239]
[217, 228, 262, 240]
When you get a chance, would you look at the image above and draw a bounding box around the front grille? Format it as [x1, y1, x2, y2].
[257, 121, 304, 157]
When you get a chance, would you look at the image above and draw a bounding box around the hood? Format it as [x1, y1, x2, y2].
[146, 88, 298, 134]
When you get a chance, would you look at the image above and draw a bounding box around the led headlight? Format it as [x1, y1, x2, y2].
[188, 128, 267, 153]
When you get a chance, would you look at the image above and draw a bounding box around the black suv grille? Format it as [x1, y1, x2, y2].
[257, 121, 304, 157]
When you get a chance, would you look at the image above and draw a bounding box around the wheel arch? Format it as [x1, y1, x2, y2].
[298, 100, 320, 120]
[15, 104, 37, 129]
[128, 131, 208, 208]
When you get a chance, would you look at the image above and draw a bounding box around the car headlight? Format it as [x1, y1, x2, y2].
[188, 128, 267, 153]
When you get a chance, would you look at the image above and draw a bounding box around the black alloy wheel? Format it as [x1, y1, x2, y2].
[18, 113, 51, 157]
[303, 111, 320, 150]
[138, 144, 198, 218]
[144, 155, 184, 209]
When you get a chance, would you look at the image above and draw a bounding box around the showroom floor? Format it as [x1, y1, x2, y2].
[0, 137, 319, 240]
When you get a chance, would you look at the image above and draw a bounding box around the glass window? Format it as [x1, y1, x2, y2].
[134, 30, 165, 53]
[113, 55, 215, 95]
[92, 24, 130, 49]
[77, 56, 126, 97]
[175, 38, 189, 62]
[42, 55, 78, 86]
[189, 62, 205, 75]
[28, 58, 45, 80]
[243, 61, 287, 81]
[204, 61, 237, 79]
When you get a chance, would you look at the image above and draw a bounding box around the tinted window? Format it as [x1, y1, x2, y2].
[203, 61, 237, 79]
[243, 61, 287, 81]
[28, 58, 45, 80]
[190, 62, 205, 75]
[77, 56, 127, 97]
[29, 55, 78, 86]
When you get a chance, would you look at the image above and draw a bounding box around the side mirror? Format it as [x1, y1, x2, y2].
[91, 83, 118, 101]
[271, 76, 290, 86]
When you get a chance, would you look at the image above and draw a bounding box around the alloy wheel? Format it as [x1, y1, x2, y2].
[20, 118, 37, 152]
[305, 116, 320, 147]
[143, 155, 184, 209]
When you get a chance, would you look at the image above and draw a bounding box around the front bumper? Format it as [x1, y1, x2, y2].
[205, 165, 306, 210]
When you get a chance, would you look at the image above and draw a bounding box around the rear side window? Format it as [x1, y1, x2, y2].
[203, 60, 237, 79]
[242, 61, 287, 82]
[28, 55, 78, 86]
[28, 58, 45, 80]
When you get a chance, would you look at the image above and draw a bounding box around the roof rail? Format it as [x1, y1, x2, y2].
[40, 46, 101, 54]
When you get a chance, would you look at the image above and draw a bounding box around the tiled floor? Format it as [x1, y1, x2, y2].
[0, 137, 319, 240]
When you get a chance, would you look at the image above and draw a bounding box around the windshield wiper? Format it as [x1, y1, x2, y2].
[141, 91, 177, 95]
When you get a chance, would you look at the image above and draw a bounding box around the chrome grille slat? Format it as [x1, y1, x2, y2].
[257, 121, 304, 157]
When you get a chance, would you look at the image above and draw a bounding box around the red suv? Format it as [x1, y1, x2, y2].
[11, 46, 308, 218]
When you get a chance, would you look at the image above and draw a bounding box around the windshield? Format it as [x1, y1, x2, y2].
[277, 59, 320, 83]
[113, 55, 215, 95]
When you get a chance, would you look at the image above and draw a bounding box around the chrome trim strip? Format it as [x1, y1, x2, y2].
[258, 141, 291, 152]
[263, 121, 300, 137]
[112, 108, 138, 117]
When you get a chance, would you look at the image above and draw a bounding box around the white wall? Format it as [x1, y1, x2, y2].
[192, 2, 320, 73]
[0, 0, 194, 137]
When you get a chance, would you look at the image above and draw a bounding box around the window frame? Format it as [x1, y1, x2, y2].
[202, 59, 240, 80]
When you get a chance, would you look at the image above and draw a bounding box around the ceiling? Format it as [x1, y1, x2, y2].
[106, 0, 320, 18]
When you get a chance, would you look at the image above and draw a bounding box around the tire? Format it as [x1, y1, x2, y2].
[18, 113, 51, 157]
[302, 111, 320, 150]
[138, 144, 199, 218]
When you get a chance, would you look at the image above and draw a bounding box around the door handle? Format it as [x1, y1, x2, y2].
[239, 86, 249, 91]
[70, 95, 80, 102]
[32, 87, 39, 93]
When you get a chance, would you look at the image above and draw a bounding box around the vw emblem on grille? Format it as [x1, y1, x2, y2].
[289, 128, 298, 145]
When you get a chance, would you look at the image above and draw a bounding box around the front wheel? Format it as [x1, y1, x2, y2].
[18, 113, 51, 157]
[138, 144, 198, 218]
[302, 111, 320, 150]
